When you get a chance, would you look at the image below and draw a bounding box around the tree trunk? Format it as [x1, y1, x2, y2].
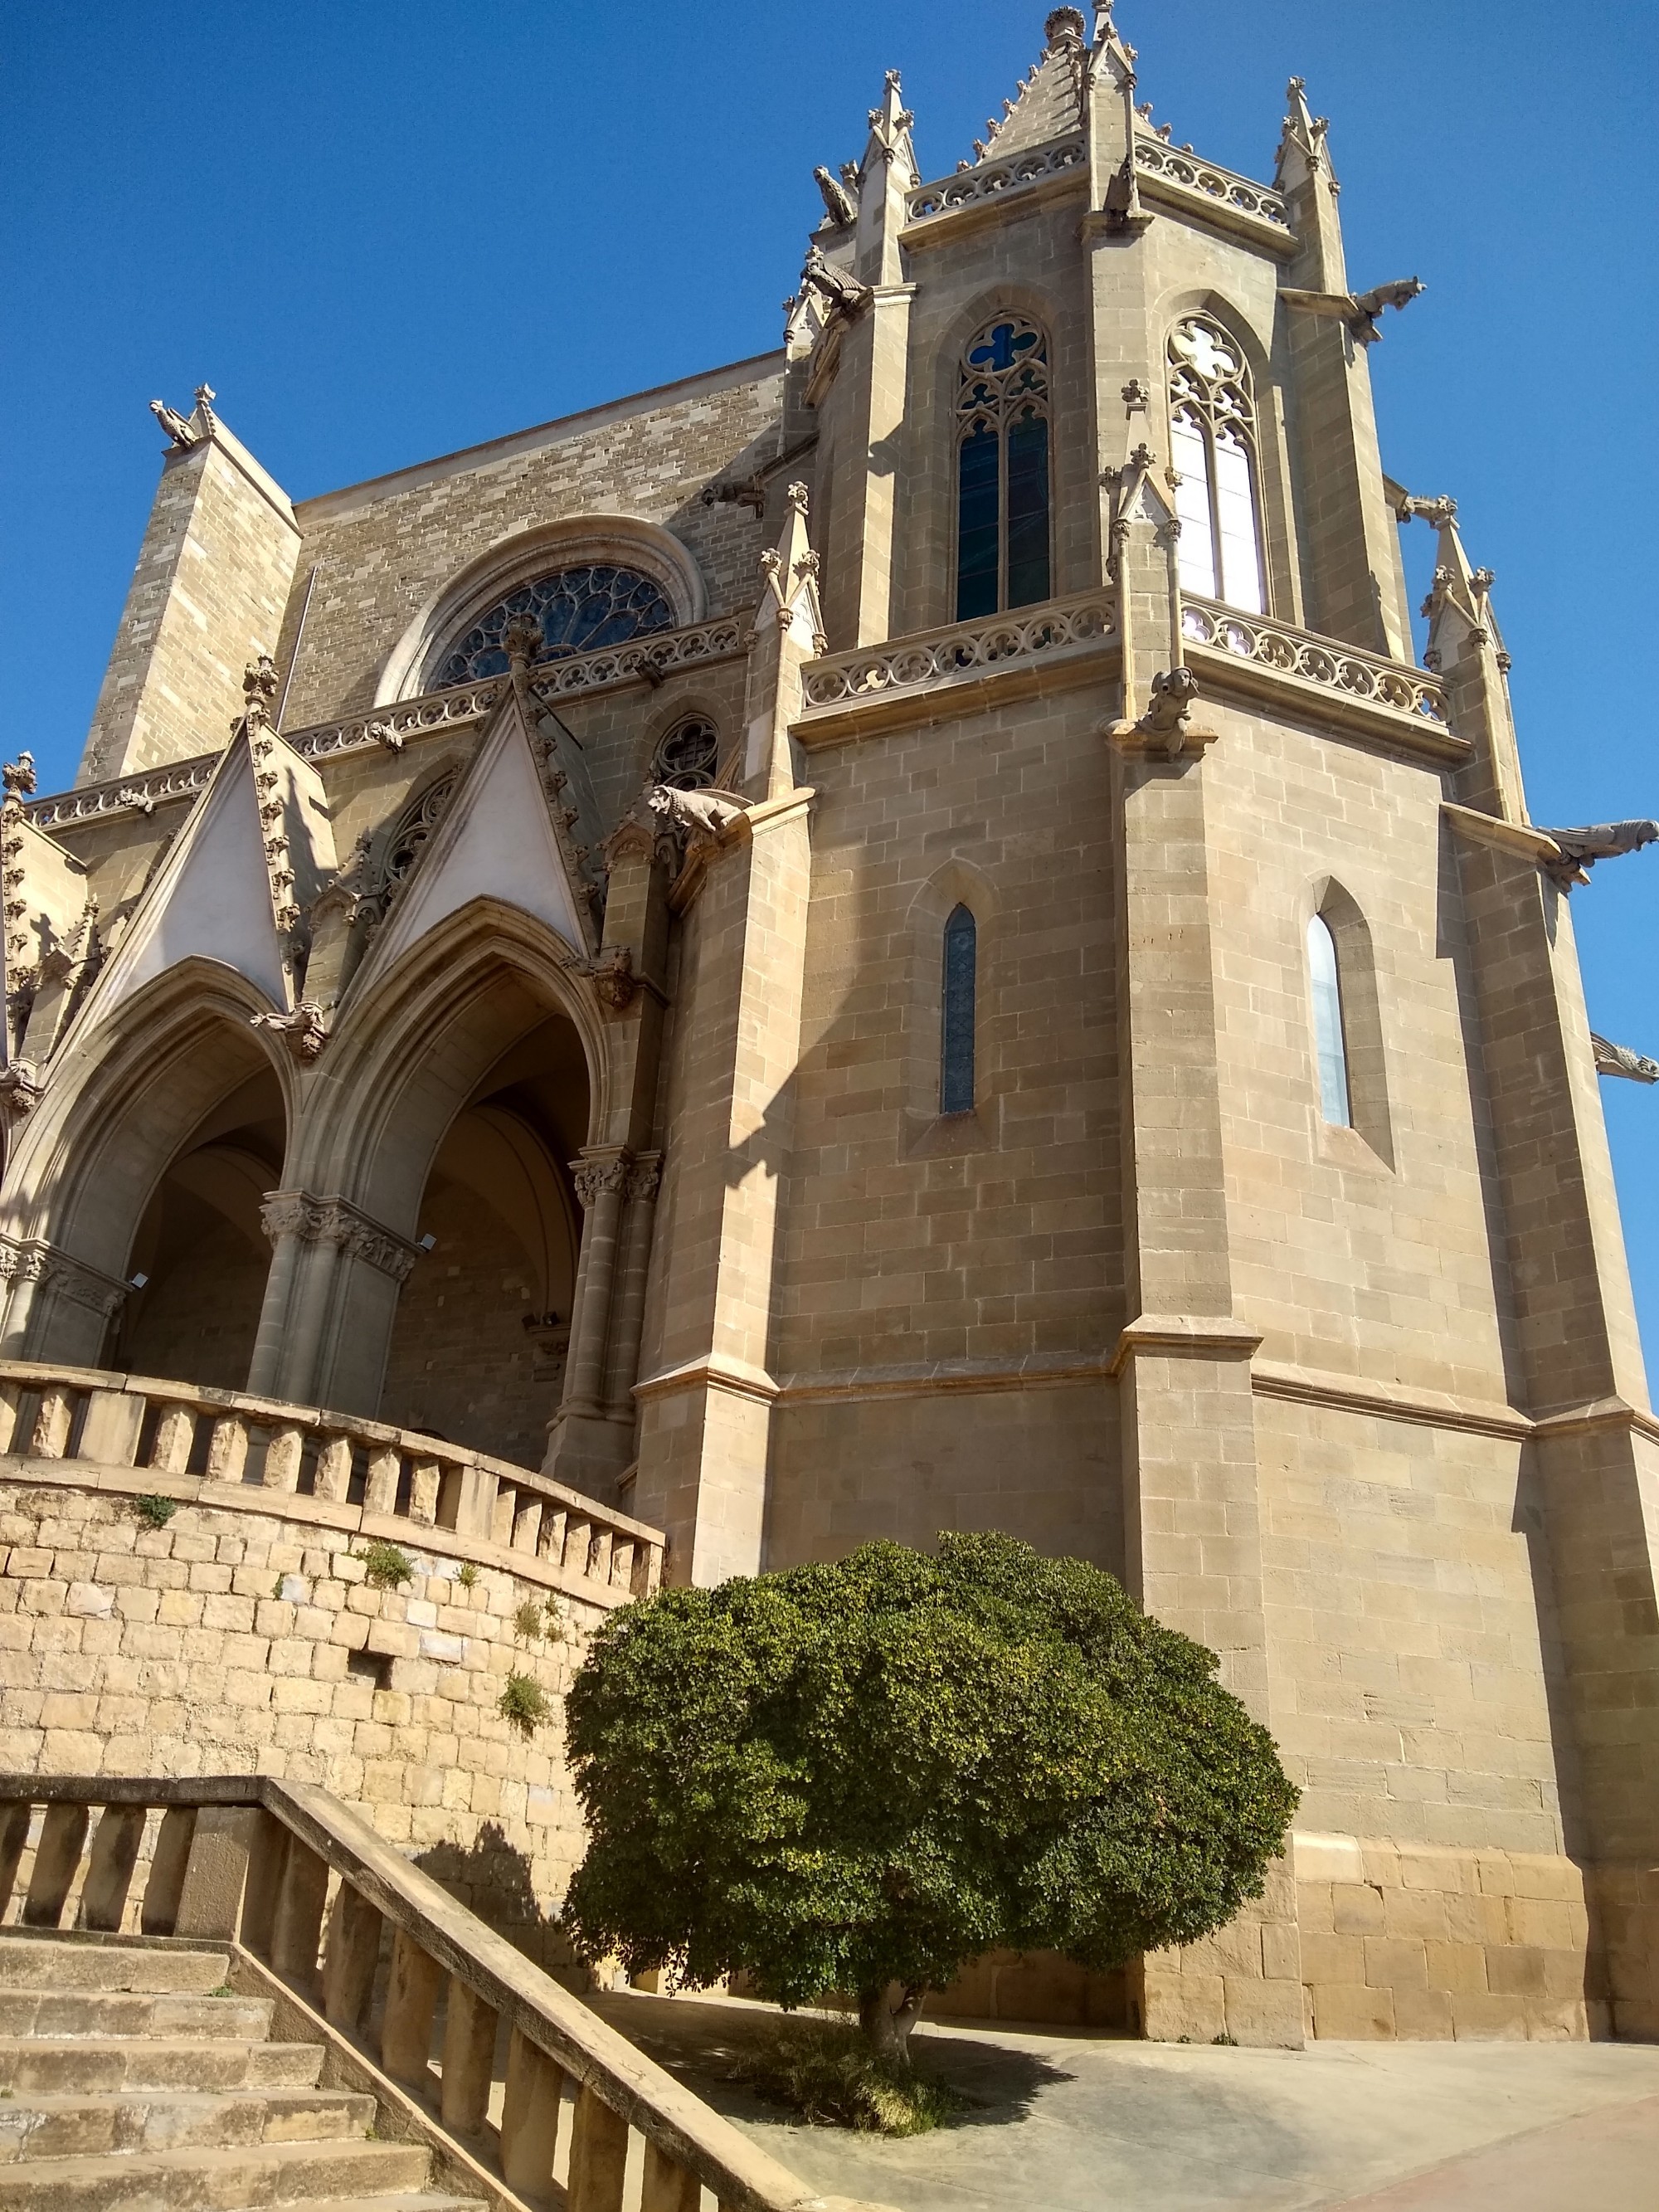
[858, 1981, 927, 2067]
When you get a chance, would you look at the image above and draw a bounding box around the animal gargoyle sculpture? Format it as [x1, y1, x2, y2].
[1538, 820, 1659, 889]
[1282, 278, 1425, 344]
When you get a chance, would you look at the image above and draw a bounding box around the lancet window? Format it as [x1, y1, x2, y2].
[434, 566, 675, 688]
[1168, 315, 1266, 615]
[651, 716, 720, 792]
[941, 904, 978, 1114]
[1307, 912, 1352, 1128]
[956, 317, 1053, 621]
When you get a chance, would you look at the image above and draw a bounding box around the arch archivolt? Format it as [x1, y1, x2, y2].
[294, 896, 608, 1238]
[375, 514, 709, 706]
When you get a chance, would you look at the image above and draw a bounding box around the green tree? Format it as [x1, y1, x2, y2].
[562, 1533, 1297, 2063]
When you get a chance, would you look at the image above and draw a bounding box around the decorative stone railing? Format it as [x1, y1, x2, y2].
[27, 616, 752, 828]
[1133, 137, 1291, 231]
[1181, 597, 1450, 727]
[907, 134, 1087, 222]
[800, 590, 1117, 713]
[0, 1360, 661, 1605]
[0, 1772, 896, 2212]
[30, 758, 218, 830]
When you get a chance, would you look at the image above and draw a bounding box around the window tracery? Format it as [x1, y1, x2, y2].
[956, 317, 1052, 621]
[433, 566, 675, 689]
[374, 773, 455, 918]
[941, 904, 978, 1114]
[1168, 315, 1266, 615]
[650, 717, 720, 792]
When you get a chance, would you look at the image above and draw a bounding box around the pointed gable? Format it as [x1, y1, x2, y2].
[357, 683, 594, 989]
[973, 7, 1087, 163]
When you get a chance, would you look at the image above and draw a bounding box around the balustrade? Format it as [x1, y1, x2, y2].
[0, 1359, 662, 1604]
[1180, 597, 1451, 726]
[0, 1774, 893, 2212]
[800, 590, 1117, 713]
[906, 134, 1086, 222]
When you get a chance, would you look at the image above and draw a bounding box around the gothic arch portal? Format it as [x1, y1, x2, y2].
[0, 960, 296, 1370]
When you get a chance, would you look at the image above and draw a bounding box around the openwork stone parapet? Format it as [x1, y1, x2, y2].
[1180, 597, 1457, 751]
[1132, 136, 1292, 236]
[906, 134, 1085, 224]
[800, 591, 1117, 717]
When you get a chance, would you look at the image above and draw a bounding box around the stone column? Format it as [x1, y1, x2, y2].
[565, 1150, 630, 1411]
[604, 1155, 662, 1417]
[252, 1191, 421, 1415]
[0, 1236, 127, 1367]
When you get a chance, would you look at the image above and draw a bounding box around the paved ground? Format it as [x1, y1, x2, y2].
[591, 1990, 1659, 2211]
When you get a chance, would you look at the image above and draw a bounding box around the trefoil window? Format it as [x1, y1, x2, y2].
[956, 318, 1052, 621]
[1307, 913, 1351, 1128]
[435, 566, 675, 688]
[1168, 316, 1266, 615]
[941, 905, 977, 1115]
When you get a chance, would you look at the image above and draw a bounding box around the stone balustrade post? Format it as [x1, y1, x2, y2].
[22, 1804, 89, 1926]
[641, 2142, 702, 2212]
[0, 1803, 31, 1917]
[323, 1883, 383, 2031]
[500, 2026, 565, 2195]
[440, 1976, 499, 2136]
[78, 1803, 147, 1932]
[567, 2081, 630, 2212]
[380, 1927, 443, 2087]
[141, 1806, 196, 1934]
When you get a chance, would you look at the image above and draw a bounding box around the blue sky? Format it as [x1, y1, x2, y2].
[5, 0, 1657, 1366]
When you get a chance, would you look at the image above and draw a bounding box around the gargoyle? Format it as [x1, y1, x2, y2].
[590, 945, 639, 1014]
[814, 166, 858, 227]
[1141, 666, 1202, 746]
[647, 786, 744, 840]
[1592, 1034, 1659, 1084]
[1539, 821, 1659, 889]
[800, 246, 873, 321]
[251, 1001, 330, 1063]
[1282, 278, 1425, 345]
[149, 399, 202, 449]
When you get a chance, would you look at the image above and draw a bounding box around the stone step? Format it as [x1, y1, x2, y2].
[276, 2199, 489, 2212]
[0, 2040, 322, 2096]
[0, 1944, 230, 1997]
[0, 2085, 377, 2162]
[0, 1992, 273, 2042]
[0, 2135, 435, 2210]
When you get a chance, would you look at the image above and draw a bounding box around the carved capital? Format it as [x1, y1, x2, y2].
[0, 1235, 127, 1318]
[571, 1153, 631, 1210]
[626, 1155, 663, 1206]
[260, 1191, 423, 1283]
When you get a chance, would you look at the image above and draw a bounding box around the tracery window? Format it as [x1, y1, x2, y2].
[1168, 315, 1266, 615]
[1307, 912, 1352, 1128]
[375, 772, 455, 917]
[941, 904, 977, 1115]
[651, 717, 720, 792]
[956, 317, 1052, 621]
[434, 566, 675, 688]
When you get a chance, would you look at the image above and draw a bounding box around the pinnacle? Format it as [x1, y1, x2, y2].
[969, 7, 1088, 165]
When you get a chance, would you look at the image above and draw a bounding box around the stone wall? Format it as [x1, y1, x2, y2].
[0, 1476, 598, 1970]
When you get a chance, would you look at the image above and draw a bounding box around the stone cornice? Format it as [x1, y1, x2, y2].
[631, 1352, 780, 1406]
[1251, 1358, 1533, 1441]
[1107, 1315, 1264, 1377]
[1442, 802, 1564, 868]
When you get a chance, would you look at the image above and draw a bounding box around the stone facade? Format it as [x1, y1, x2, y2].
[2, 5, 1655, 2044]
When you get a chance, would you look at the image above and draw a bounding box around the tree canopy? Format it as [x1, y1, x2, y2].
[562, 1532, 1297, 2056]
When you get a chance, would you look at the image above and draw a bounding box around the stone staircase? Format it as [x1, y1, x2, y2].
[0, 1932, 484, 2212]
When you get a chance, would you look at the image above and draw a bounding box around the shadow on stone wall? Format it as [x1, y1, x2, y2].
[416, 1822, 587, 1983]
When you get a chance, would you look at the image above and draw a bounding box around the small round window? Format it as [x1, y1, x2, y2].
[434, 565, 675, 688]
[652, 717, 720, 791]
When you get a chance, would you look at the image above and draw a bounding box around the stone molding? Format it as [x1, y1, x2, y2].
[631, 1351, 781, 1406]
[1442, 801, 1564, 870]
[1107, 1315, 1265, 1377]
[0, 1237, 128, 1319]
[259, 1191, 423, 1284]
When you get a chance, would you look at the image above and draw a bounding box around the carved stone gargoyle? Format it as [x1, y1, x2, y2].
[1536, 821, 1659, 891]
[1106, 666, 1219, 760]
[1593, 1034, 1659, 1084]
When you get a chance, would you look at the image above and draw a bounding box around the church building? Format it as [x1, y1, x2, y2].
[2, 5, 1656, 2046]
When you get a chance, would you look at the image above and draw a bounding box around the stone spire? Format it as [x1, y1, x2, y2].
[971, 8, 1088, 163]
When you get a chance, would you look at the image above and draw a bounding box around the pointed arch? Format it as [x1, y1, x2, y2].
[904, 857, 1000, 1147]
[1301, 876, 1394, 1167]
[1167, 310, 1266, 613]
[955, 313, 1053, 619]
[0, 960, 295, 1364]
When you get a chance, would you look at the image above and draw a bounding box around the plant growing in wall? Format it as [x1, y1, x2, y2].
[499, 1672, 552, 1735]
[134, 1495, 178, 1529]
[562, 1532, 1298, 2070]
[353, 1540, 416, 1591]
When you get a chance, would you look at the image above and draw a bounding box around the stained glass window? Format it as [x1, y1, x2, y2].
[956, 318, 1052, 620]
[941, 904, 977, 1115]
[434, 565, 675, 689]
[1168, 316, 1266, 615]
[1308, 913, 1351, 1127]
[652, 717, 720, 792]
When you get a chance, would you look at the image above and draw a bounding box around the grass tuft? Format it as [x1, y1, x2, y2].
[737, 2020, 967, 2136]
[456, 1562, 479, 1591]
[355, 1540, 416, 1590]
[513, 1599, 547, 1641]
[499, 1671, 552, 1735]
[134, 1494, 178, 1528]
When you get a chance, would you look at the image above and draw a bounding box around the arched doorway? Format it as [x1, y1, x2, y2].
[114, 1065, 286, 1391]
[379, 1013, 589, 1464]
